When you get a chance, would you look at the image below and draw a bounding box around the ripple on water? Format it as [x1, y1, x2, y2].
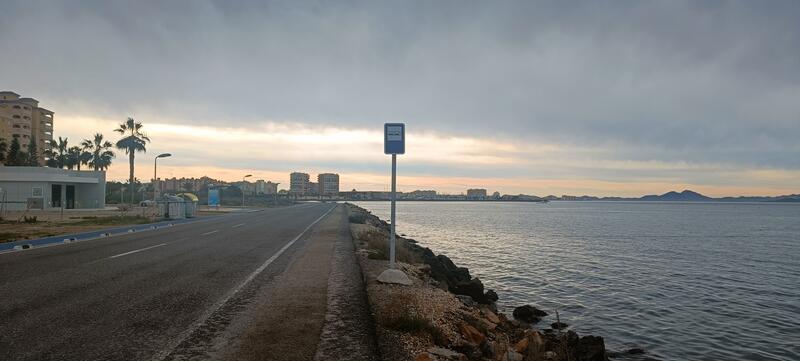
[355, 201, 800, 360]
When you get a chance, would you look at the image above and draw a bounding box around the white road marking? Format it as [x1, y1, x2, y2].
[200, 230, 219, 236]
[154, 204, 337, 360]
[109, 243, 167, 259]
[232, 223, 245, 228]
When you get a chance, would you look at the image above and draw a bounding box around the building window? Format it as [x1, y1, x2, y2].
[13, 105, 21, 109]
[13, 115, 20, 118]
[32, 187, 44, 198]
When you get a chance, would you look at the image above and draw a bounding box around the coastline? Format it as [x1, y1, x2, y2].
[346, 203, 622, 361]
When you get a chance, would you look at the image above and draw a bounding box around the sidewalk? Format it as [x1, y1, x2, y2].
[229, 204, 379, 361]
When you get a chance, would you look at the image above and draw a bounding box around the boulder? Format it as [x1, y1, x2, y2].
[512, 305, 548, 323]
[562, 331, 608, 361]
[482, 309, 500, 324]
[458, 323, 486, 345]
[455, 295, 476, 307]
[485, 289, 499, 302]
[523, 330, 546, 359]
[414, 352, 435, 361]
[578, 335, 608, 361]
[452, 278, 489, 304]
[514, 337, 529, 353]
[551, 321, 568, 330]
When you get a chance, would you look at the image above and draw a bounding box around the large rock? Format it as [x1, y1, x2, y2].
[560, 331, 608, 361]
[512, 305, 548, 323]
[458, 323, 486, 345]
[452, 278, 488, 304]
[485, 289, 499, 302]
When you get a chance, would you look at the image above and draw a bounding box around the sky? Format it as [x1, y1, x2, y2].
[1, 1, 798, 197]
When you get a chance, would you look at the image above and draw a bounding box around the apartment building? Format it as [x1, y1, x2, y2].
[289, 172, 310, 195]
[255, 179, 279, 195]
[466, 188, 488, 199]
[317, 173, 339, 196]
[0, 91, 54, 164]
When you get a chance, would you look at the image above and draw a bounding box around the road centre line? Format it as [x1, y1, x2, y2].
[232, 223, 245, 228]
[109, 243, 168, 259]
[154, 204, 337, 360]
[200, 230, 219, 236]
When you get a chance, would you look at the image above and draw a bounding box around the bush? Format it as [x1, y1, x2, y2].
[381, 315, 447, 346]
[348, 212, 369, 224]
[23, 216, 37, 223]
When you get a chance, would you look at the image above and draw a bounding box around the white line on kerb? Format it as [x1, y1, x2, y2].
[109, 243, 167, 259]
[232, 223, 245, 228]
[200, 230, 219, 236]
[153, 204, 336, 360]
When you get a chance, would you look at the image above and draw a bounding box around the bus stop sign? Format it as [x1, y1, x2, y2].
[384, 123, 405, 155]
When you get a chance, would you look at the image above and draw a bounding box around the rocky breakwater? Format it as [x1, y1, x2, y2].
[347, 204, 612, 361]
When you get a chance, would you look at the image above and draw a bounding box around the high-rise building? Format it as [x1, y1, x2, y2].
[289, 172, 310, 194]
[318, 173, 339, 196]
[0, 91, 54, 164]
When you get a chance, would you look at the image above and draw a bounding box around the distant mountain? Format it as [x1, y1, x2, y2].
[639, 190, 712, 202]
[558, 191, 799, 202]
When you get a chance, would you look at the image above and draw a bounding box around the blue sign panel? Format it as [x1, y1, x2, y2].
[384, 123, 405, 154]
[208, 189, 220, 206]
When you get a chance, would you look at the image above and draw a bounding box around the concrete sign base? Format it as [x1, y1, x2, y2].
[377, 269, 412, 285]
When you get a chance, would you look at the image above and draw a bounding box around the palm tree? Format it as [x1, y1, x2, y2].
[81, 133, 115, 171]
[115, 117, 150, 204]
[55, 137, 69, 168]
[66, 146, 82, 170]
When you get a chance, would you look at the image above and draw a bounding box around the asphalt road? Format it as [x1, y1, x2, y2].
[0, 203, 338, 361]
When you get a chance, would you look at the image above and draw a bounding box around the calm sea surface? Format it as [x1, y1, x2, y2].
[354, 201, 800, 360]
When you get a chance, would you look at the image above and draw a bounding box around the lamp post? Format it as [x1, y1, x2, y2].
[242, 174, 252, 207]
[153, 153, 172, 202]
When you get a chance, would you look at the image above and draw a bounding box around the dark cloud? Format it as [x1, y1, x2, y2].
[1, 0, 798, 169]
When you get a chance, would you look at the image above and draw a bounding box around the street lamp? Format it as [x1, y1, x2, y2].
[153, 153, 172, 202]
[242, 174, 252, 207]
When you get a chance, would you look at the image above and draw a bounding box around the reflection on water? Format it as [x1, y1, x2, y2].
[355, 201, 800, 360]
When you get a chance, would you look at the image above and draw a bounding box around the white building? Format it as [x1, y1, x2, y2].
[0, 167, 106, 211]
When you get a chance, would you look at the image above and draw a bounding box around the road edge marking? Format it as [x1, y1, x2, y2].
[109, 243, 168, 259]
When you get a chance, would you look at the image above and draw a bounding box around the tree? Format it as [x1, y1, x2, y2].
[26, 136, 40, 166]
[65, 146, 81, 170]
[115, 117, 150, 204]
[0, 138, 6, 164]
[182, 182, 194, 192]
[5, 137, 26, 166]
[81, 133, 115, 171]
[54, 137, 69, 168]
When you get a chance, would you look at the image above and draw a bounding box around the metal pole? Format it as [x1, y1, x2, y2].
[153, 157, 158, 202]
[242, 177, 246, 207]
[390, 153, 397, 269]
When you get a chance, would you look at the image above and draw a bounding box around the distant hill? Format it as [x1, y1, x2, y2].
[639, 190, 712, 202]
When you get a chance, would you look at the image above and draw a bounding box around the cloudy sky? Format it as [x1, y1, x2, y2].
[2, 1, 798, 196]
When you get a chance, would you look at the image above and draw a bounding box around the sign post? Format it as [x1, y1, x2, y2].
[378, 123, 412, 285]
